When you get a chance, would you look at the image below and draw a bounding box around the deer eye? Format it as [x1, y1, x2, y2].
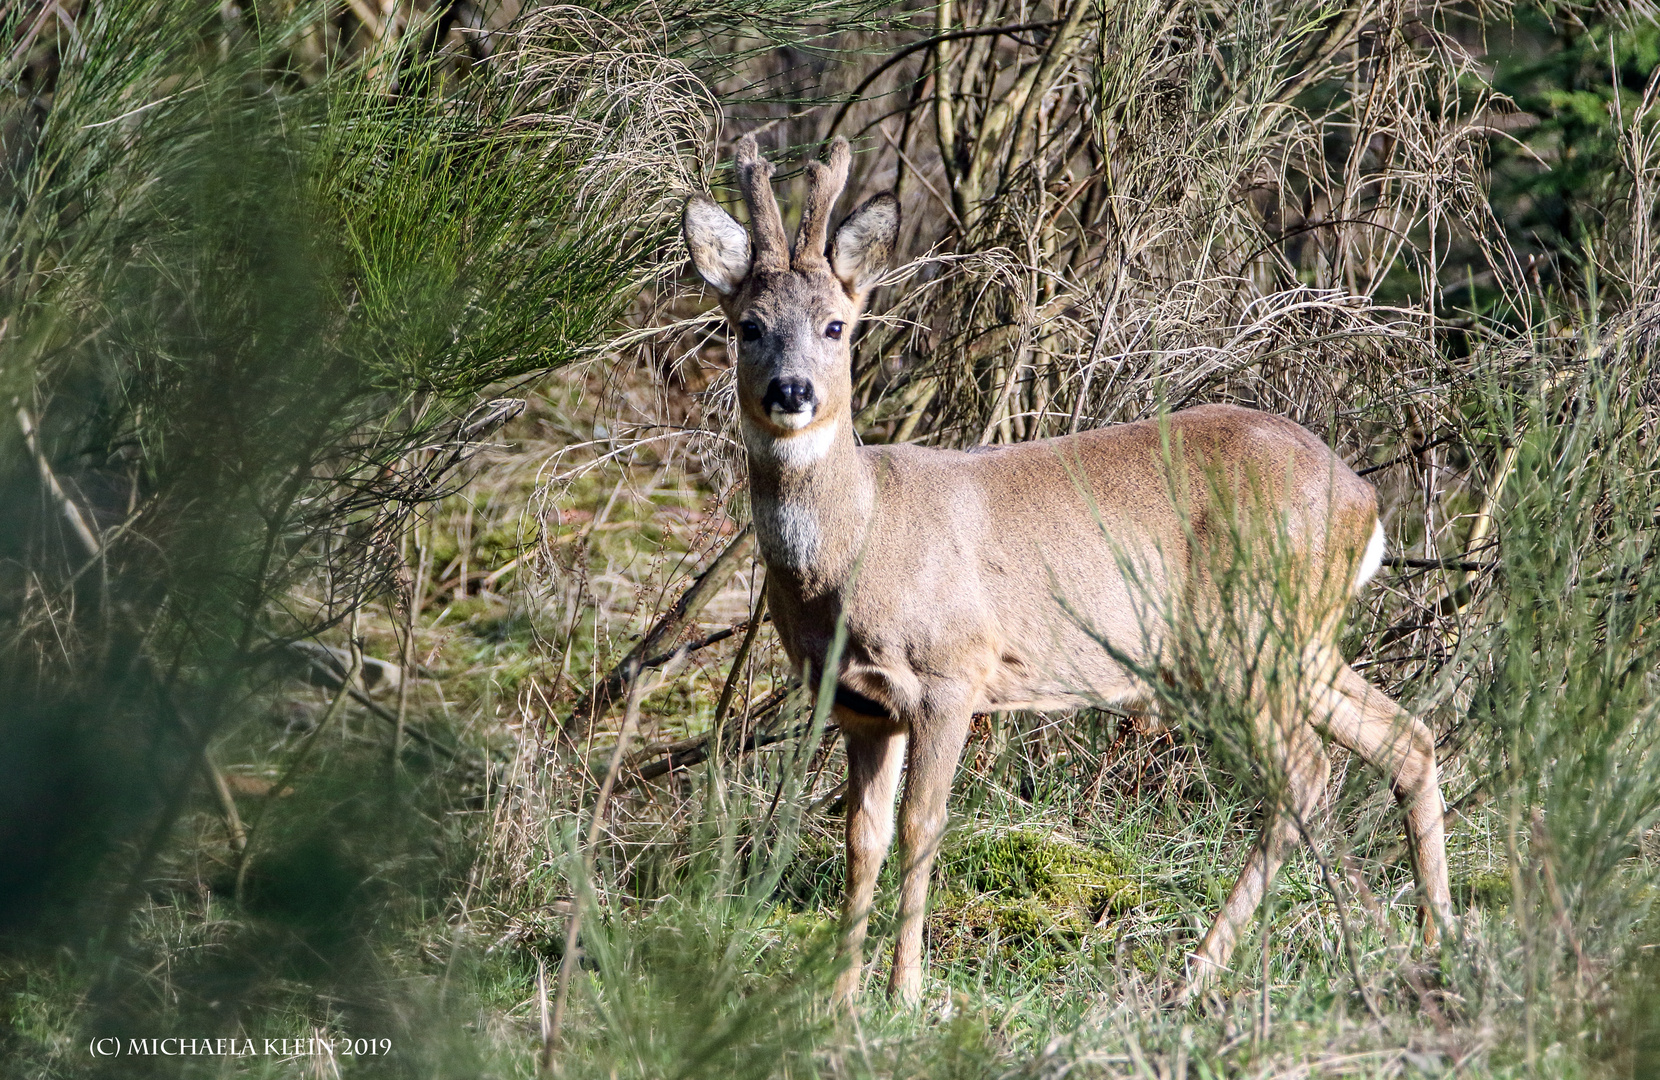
[825, 321, 845, 340]
[739, 321, 761, 342]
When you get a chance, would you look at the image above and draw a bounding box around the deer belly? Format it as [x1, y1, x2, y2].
[974, 611, 1155, 713]
[978, 653, 1146, 714]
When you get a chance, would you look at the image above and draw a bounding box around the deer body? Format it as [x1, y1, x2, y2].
[757, 406, 1383, 716]
[684, 135, 1451, 1007]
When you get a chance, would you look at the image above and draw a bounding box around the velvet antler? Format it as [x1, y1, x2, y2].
[735, 134, 789, 274]
[791, 136, 851, 273]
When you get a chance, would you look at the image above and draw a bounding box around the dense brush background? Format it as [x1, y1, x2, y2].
[2, 0, 1659, 1076]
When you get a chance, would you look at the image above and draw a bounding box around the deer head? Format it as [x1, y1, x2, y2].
[682, 136, 898, 461]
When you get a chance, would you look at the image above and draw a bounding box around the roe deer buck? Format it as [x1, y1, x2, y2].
[682, 134, 1452, 1006]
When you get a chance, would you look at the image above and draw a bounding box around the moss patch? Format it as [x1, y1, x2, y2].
[928, 828, 1142, 974]
[1457, 868, 1513, 909]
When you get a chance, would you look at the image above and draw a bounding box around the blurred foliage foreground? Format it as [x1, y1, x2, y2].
[3, 0, 1660, 1078]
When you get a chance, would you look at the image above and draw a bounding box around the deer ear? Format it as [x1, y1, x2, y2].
[683, 195, 751, 295]
[830, 193, 899, 296]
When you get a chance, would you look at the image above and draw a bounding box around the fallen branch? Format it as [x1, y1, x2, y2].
[1386, 556, 1490, 573]
[618, 686, 797, 789]
[634, 717, 834, 785]
[624, 685, 792, 768]
[567, 526, 755, 736]
[286, 641, 460, 760]
[641, 619, 762, 668]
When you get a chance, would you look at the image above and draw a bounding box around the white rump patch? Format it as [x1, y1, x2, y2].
[1353, 521, 1386, 592]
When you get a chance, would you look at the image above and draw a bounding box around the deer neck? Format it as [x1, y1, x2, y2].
[744, 412, 873, 589]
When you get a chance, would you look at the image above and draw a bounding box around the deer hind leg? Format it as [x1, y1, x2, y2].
[1322, 663, 1453, 940]
[834, 720, 906, 1008]
[889, 703, 974, 1006]
[1182, 715, 1330, 1000]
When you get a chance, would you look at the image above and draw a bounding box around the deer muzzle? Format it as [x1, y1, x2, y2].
[762, 376, 816, 424]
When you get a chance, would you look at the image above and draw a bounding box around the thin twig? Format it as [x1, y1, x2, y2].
[547, 651, 687, 1062]
[1386, 556, 1490, 573]
[713, 590, 768, 735]
[641, 620, 754, 668]
[1354, 432, 1459, 476]
[397, 516, 430, 763]
[236, 645, 363, 902]
[825, 20, 1064, 140]
[202, 747, 247, 856]
[17, 407, 101, 560]
[1286, 810, 1386, 1023]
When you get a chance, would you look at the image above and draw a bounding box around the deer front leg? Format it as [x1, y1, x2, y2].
[889, 700, 974, 1006]
[834, 719, 906, 1008]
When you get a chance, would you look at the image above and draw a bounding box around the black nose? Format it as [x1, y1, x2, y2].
[762, 377, 815, 414]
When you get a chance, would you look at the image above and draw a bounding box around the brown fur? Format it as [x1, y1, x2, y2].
[683, 138, 1452, 1008]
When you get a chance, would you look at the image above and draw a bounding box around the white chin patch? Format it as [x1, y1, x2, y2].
[752, 419, 838, 469]
[1353, 521, 1386, 592]
[768, 405, 816, 430]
